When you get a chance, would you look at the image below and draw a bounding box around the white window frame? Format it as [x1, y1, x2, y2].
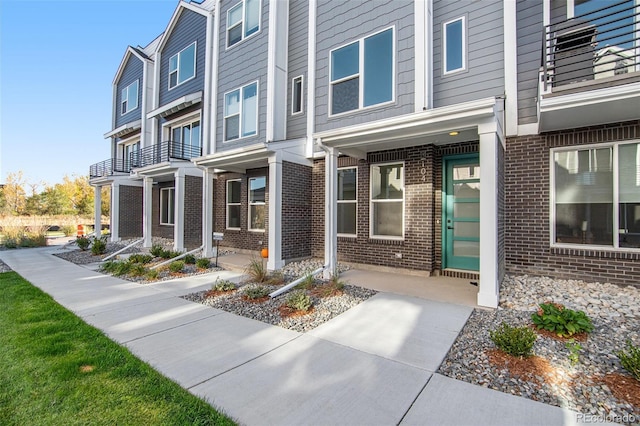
[328, 26, 396, 117]
[223, 81, 259, 142]
[226, 0, 262, 49]
[248, 176, 266, 232]
[369, 162, 405, 240]
[160, 187, 175, 225]
[291, 75, 304, 115]
[168, 41, 197, 90]
[338, 167, 357, 237]
[226, 179, 242, 230]
[550, 140, 640, 252]
[443, 16, 466, 75]
[118, 138, 140, 169]
[120, 79, 139, 115]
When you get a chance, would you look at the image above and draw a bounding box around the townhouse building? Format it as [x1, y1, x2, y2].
[90, 0, 640, 308]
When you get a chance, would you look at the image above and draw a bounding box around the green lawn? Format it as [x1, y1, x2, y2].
[0, 271, 235, 426]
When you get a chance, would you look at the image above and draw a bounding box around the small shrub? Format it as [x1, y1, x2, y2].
[243, 285, 269, 300]
[128, 264, 148, 277]
[285, 290, 312, 312]
[531, 302, 594, 337]
[566, 339, 582, 366]
[128, 254, 154, 264]
[101, 260, 117, 274]
[150, 244, 164, 257]
[3, 238, 18, 249]
[329, 269, 346, 290]
[169, 260, 185, 273]
[76, 236, 91, 251]
[212, 278, 236, 292]
[245, 257, 268, 283]
[60, 224, 76, 237]
[145, 269, 159, 281]
[184, 254, 196, 264]
[102, 260, 132, 277]
[617, 339, 640, 381]
[196, 258, 211, 269]
[296, 274, 315, 290]
[266, 271, 285, 286]
[489, 322, 537, 358]
[91, 237, 107, 255]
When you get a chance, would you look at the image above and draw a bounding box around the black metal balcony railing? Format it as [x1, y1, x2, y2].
[132, 141, 202, 169]
[542, 0, 639, 90]
[89, 158, 130, 178]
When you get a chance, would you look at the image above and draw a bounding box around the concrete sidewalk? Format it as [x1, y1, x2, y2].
[0, 247, 596, 425]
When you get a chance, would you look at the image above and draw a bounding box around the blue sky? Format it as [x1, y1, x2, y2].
[0, 0, 179, 188]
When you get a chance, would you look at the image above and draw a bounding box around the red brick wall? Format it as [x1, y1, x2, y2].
[282, 161, 312, 260]
[184, 175, 202, 249]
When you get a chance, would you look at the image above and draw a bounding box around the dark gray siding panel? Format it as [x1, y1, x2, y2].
[433, 0, 504, 108]
[286, 0, 308, 139]
[115, 55, 143, 128]
[215, 0, 270, 152]
[159, 9, 207, 106]
[314, 0, 415, 134]
[517, 0, 543, 125]
[551, 0, 567, 25]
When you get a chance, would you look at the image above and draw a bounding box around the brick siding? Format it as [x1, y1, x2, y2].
[282, 161, 312, 260]
[184, 175, 203, 248]
[152, 181, 175, 240]
[118, 185, 143, 238]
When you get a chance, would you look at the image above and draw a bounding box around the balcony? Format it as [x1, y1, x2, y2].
[539, 0, 640, 131]
[89, 158, 130, 179]
[132, 141, 202, 169]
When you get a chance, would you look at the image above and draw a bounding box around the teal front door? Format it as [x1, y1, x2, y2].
[443, 156, 480, 271]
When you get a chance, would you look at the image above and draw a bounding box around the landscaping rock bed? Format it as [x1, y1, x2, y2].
[0, 259, 12, 272]
[439, 275, 640, 425]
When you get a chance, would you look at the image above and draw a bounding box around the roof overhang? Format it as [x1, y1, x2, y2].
[89, 174, 139, 187]
[147, 91, 202, 119]
[539, 81, 640, 132]
[104, 119, 142, 139]
[132, 161, 202, 180]
[314, 97, 500, 155]
[155, 1, 214, 54]
[113, 47, 150, 86]
[193, 143, 271, 173]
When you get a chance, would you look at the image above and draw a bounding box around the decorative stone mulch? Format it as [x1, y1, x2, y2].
[0, 259, 12, 272]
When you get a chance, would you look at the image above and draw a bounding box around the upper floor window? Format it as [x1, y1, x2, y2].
[169, 42, 196, 89]
[338, 167, 357, 236]
[121, 80, 139, 115]
[330, 27, 394, 116]
[443, 16, 466, 75]
[292, 75, 303, 115]
[224, 81, 258, 141]
[248, 176, 266, 231]
[370, 163, 404, 239]
[227, 0, 261, 48]
[170, 119, 201, 158]
[160, 187, 175, 225]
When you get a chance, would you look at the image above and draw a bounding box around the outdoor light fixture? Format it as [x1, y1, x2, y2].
[449, 131, 459, 136]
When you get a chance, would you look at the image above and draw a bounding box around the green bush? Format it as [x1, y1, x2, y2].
[617, 339, 640, 381]
[91, 237, 107, 255]
[169, 260, 185, 273]
[243, 285, 269, 300]
[101, 260, 132, 277]
[150, 244, 165, 257]
[128, 254, 154, 264]
[296, 274, 315, 290]
[145, 269, 159, 281]
[184, 254, 196, 264]
[128, 264, 148, 277]
[196, 258, 211, 269]
[3, 238, 18, 249]
[60, 224, 76, 237]
[212, 278, 236, 292]
[489, 322, 537, 358]
[285, 290, 312, 312]
[531, 302, 594, 337]
[76, 236, 91, 251]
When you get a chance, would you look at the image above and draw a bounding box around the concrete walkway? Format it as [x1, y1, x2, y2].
[0, 247, 597, 426]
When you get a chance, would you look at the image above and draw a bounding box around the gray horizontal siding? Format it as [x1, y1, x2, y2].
[433, 0, 504, 108]
[517, 0, 543, 125]
[158, 9, 207, 106]
[115, 54, 143, 128]
[286, 0, 308, 139]
[216, 0, 270, 151]
[551, 0, 567, 25]
[314, 0, 415, 134]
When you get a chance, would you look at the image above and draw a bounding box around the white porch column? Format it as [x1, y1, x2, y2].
[110, 182, 120, 242]
[324, 146, 338, 279]
[174, 169, 185, 252]
[93, 185, 102, 238]
[267, 151, 284, 271]
[142, 177, 153, 248]
[202, 168, 215, 257]
[478, 128, 500, 308]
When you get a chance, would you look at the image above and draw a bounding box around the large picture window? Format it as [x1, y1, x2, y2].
[169, 42, 196, 89]
[227, 180, 242, 229]
[224, 82, 258, 141]
[330, 27, 394, 115]
[443, 17, 466, 74]
[248, 177, 266, 231]
[160, 187, 175, 225]
[227, 0, 261, 48]
[553, 141, 640, 249]
[170, 119, 201, 158]
[121, 80, 139, 115]
[338, 167, 357, 236]
[370, 163, 404, 238]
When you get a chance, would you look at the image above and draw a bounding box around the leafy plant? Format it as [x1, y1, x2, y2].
[3, 238, 18, 249]
[169, 260, 185, 273]
[243, 285, 269, 300]
[128, 264, 148, 277]
[196, 258, 211, 269]
[76, 235, 91, 251]
[212, 278, 236, 292]
[285, 290, 312, 312]
[489, 322, 537, 358]
[128, 254, 154, 264]
[245, 257, 268, 283]
[150, 244, 165, 257]
[145, 269, 160, 281]
[616, 339, 640, 381]
[531, 302, 594, 337]
[184, 254, 196, 264]
[102, 260, 132, 277]
[91, 236, 107, 255]
[566, 338, 582, 366]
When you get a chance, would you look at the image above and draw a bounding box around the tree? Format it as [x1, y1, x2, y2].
[0, 171, 27, 215]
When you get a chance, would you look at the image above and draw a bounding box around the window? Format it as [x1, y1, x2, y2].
[227, 180, 241, 229]
[169, 42, 196, 89]
[170, 119, 201, 158]
[160, 188, 175, 225]
[552, 142, 640, 249]
[330, 27, 394, 115]
[122, 141, 140, 170]
[248, 177, 266, 231]
[227, 0, 261, 48]
[338, 167, 357, 236]
[224, 82, 258, 141]
[370, 163, 403, 238]
[443, 17, 466, 74]
[121, 80, 139, 115]
[292, 75, 303, 115]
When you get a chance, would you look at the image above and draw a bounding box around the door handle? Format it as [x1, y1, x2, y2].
[447, 226, 454, 230]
